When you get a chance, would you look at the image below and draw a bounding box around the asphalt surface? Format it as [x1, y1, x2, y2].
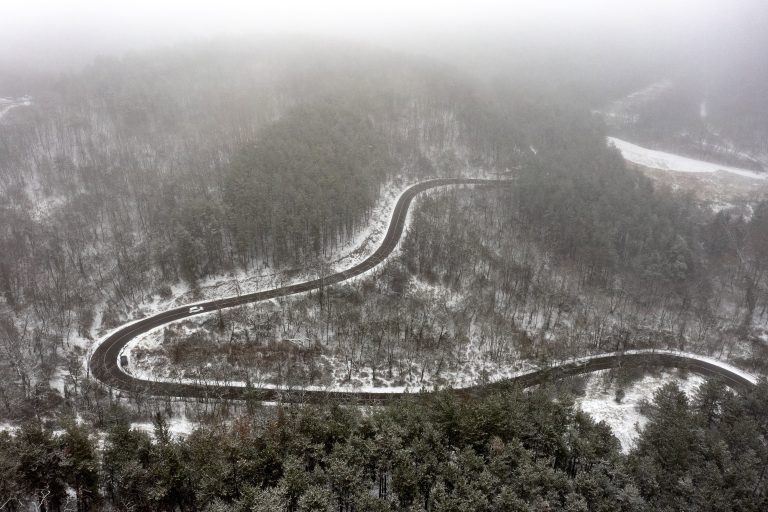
[89, 177, 757, 404]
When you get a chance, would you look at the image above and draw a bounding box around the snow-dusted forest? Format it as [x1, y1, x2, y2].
[2, 1, 768, 510]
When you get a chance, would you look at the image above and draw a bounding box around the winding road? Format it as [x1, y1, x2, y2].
[89, 178, 759, 404]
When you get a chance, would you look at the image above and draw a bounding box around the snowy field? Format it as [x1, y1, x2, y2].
[608, 136, 766, 180]
[576, 370, 705, 452]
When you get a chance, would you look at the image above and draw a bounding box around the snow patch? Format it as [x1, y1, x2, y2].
[576, 370, 704, 452]
[608, 137, 766, 180]
[130, 415, 197, 439]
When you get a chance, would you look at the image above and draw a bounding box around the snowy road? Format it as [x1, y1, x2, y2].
[89, 177, 759, 403]
[89, 178, 514, 402]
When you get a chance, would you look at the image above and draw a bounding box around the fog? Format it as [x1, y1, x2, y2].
[0, 0, 762, 74]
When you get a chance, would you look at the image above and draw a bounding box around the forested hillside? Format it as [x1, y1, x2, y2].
[2, 37, 767, 424]
[131, 110, 768, 392]
[223, 101, 389, 268]
[0, 37, 766, 512]
[2, 0, 767, 509]
[1, 381, 767, 511]
[0, 40, 538, 419]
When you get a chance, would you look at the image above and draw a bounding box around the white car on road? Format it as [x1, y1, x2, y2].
[189, 306, 204, 313]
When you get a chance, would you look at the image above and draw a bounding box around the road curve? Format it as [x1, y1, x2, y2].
[89, 178, 759, 404]
[90, 178, 512, 401]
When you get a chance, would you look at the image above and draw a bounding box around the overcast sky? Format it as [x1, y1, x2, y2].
[0, 0, 759, 72]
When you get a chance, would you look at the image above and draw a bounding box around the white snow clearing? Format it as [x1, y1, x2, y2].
[608, 136, 766, 180]
[576, 369, 705, 452]
[130, 415, 197, 439]
[0, 416, 195, 440]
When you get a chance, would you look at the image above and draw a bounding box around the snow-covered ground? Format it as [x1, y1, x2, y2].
[130, 415, 197, 439]
[576, 370, 704, 452]
[125, 319, 757, 395]
[0, 416, 195, 440]
[608, 137, 766, 180]
[124, 273, 534, 393]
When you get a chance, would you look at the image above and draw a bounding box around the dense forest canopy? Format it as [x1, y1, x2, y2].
[223, 100, 391, 268]
[2, 382, 767, 511]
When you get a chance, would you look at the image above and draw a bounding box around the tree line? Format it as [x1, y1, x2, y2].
[1, 380, 767, 511]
